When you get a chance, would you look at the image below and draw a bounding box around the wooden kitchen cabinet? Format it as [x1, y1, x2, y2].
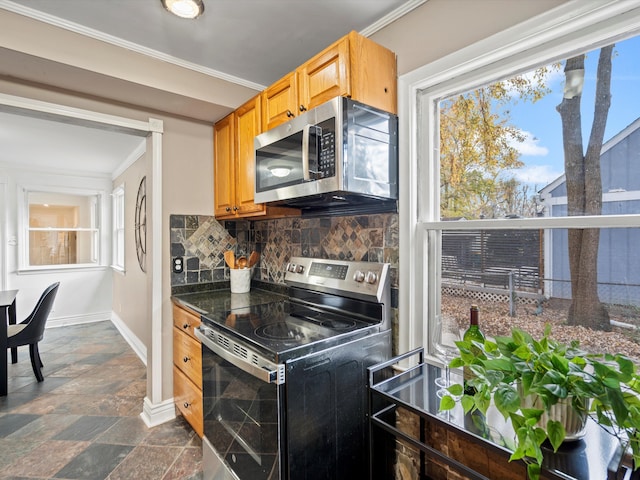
[261, 72, 298, 132]
[172, 303, 203, 437]
[262, 30, 397, 130]
[213, 111, 235, 218]
[214, 95, 298, 219]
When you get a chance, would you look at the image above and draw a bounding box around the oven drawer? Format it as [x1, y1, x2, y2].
[174, 366, 203, 437]
[173, 303, 201, 341]
[173, 327, 203, 388]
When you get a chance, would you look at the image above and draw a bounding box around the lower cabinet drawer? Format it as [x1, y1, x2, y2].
[174, 366, 203, 438]
[173, 327, 203, 388]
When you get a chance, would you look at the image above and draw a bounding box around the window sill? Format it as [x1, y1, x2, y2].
[17, 264, 109, 274]
[111, 265, 126, 275]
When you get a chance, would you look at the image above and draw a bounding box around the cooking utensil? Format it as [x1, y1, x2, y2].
[236, 256, 247, 269]
[247, 251, 260, 268]
[224, 250, 236, 269]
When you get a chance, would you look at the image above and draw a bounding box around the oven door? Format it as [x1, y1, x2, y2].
[197, 328, 285, 480]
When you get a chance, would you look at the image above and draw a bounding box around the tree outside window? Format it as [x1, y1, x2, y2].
[433, 33, 640, 362]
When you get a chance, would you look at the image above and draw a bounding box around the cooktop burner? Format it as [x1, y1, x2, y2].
[256, 320, 322, 341]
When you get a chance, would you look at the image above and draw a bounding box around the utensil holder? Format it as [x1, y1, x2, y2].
[230, 268, 251, 293]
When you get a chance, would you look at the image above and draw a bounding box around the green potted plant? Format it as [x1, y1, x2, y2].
[439, 324, 640, 480]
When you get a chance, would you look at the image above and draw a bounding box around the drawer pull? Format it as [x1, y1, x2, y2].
[183, 356, 190, 363]
[183, 323, 189, 329]
[184, 402, 190, 408]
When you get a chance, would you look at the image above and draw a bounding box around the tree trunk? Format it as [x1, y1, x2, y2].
[556, 46, 613, 330]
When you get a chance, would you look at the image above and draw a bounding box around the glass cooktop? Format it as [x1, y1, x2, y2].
[201, 300, 379, 357]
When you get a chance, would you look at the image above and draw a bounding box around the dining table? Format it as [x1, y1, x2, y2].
[0, 289, 18, 396]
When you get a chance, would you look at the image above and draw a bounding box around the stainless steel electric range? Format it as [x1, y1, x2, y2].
[195, 256, 392, 480]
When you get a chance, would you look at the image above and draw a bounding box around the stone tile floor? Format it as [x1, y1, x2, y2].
[0, 321, 203, 479]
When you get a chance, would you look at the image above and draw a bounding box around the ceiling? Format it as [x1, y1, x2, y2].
[0, 0, 420, 176]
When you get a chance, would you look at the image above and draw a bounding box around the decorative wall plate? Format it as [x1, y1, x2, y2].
[135, 176, 147, 272]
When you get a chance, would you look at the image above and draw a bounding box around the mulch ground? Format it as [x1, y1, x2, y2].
[442, 294, 640, 363]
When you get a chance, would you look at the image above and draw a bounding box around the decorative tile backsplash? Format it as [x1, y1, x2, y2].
[170, 215, 237, 286]
[170, 213, 399, 302]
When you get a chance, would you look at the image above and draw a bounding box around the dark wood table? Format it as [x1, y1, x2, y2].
[0, 289, 18, 396]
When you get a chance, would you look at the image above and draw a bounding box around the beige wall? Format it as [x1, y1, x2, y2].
[373, 0, 569, 76]
[113, 155, 149, 346]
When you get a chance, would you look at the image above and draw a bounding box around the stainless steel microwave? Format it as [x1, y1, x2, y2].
[254, 97, 398, 211]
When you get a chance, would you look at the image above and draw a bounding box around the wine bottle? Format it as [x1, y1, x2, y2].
[463, 305, 484, 395]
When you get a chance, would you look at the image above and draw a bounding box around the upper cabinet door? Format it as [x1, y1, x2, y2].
[262, 72, 298, 131]
[297, 38, 349, 113]
[235, 96, 264, 215]
[213, 113, 235, 218]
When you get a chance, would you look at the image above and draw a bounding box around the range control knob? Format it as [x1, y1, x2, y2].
[365, 271, 378, 285]
[295, 264, 304, 274]
[287, 263, 296, 273]
[353, 270, 365, 283]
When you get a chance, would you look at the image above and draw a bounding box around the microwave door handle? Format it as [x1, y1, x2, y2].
[302, 124, 312, 181]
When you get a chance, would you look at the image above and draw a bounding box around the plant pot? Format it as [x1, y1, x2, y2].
[522, 395, 589, 441]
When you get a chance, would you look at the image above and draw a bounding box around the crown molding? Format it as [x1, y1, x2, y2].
[360, 0, 428, 37]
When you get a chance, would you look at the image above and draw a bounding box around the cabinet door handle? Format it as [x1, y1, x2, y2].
[233, 206, 239, 211]
[299, 105, 307, 112]
[183, 356, 190, 363]
[184, 402, 191, 408]
[286, 110, 294, 118]
[183, 323, 189, 329]
[225, 207, 231, 212]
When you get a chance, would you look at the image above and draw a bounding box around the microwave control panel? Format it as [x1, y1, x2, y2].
[317, 118, 336, 179]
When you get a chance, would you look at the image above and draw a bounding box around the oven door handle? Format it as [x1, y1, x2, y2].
[195, 327, 284, 384]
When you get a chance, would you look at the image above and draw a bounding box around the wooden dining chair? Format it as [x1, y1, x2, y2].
[7, 282, 59, 382]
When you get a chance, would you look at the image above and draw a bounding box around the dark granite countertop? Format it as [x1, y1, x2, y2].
[171, 284, 287, 317]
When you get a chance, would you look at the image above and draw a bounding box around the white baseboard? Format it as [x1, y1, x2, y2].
[110, 311, 147, 366]
[140, 396, 176, 428]
[46, 311, 111, 329]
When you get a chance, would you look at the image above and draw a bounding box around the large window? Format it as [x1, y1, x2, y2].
[402, 2, 640, 364]
[22, 190, 101, 268]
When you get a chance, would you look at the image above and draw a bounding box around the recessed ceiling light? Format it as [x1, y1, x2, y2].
[161, 0, 204, 19]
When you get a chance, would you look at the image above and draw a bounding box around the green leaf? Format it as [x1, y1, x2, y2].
[511, 329, 526, 346]
[460, 394, 475, 413]
[550, 353, 569, 374]
[541, 382, 567, 398]
[483, 369, 504, 386]
[527, 463, 541, 480]
[607, 387, 629, 425]
[449, 357, 464, 368]
[547, 420, 566, 451]
[439, 394, 456, 411]
[513, 344, 532, 360]
[520, 371, 534, 394]
[494, 384, 520, 418]
[448, 383, 463, 396]
[616, 355, 634, 377]
[482, 358, 515, 372]
[520, 408, 544, 423]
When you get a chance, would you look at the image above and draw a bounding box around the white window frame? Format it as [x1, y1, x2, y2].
[112, 183, 125, 272]
[18, 185, 108, 272]
[398, 0, 640, 356]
